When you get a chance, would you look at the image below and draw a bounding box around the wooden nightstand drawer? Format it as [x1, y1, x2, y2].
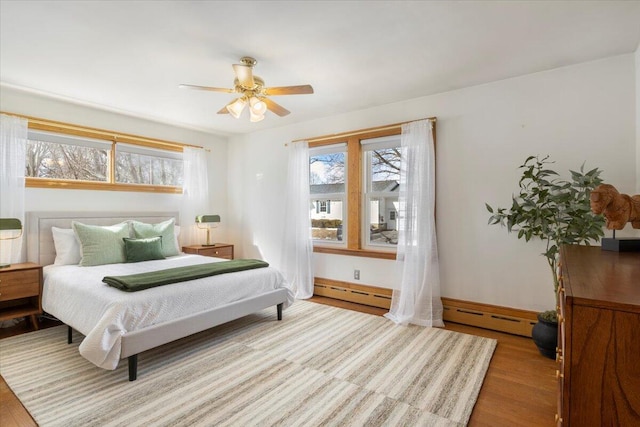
[182, 244, 234, 260]
[198, 246, 233, 259]
[0, 263, 43, 330]
[0, 269, 40, 300]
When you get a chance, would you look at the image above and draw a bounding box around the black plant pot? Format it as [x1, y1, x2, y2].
[531, 313, 558, 359]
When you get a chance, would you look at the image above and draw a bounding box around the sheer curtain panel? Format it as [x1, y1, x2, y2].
[281, 141, 314, 299]
[384, 119, 444, 327]
[180, 147, 210, 246]
[0, 114, 27, 266]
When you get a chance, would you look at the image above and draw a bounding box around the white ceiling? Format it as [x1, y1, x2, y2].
[1, 1, 639, 136]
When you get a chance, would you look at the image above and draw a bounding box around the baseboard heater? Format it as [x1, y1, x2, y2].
[313, 278, 537, 338]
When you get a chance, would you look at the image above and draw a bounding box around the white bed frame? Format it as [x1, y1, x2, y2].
[27, 211, 289, 381]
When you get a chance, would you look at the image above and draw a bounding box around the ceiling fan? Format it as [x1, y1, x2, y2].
[179, 56, 314, 122]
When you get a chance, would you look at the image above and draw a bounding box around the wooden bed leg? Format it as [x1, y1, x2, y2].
[128, 355, 138, 381]
[277, 303, 283, 321]
[67, 326, 73, 344]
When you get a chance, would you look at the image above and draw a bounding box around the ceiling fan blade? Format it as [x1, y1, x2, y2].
[233, 64, 255, 88]
[178, 84, 234, 93]
[217, 105, 230, 114]
[263, 98, 290, 116]
[264, 85, 314, 96]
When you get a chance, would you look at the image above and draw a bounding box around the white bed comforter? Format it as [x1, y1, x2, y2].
[42, 254, 293, 370]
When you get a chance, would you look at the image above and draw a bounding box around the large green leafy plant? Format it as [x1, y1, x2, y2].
[486, 156, 605, 320]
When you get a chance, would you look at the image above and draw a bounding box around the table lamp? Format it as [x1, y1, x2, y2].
[195, 215, 220, 246]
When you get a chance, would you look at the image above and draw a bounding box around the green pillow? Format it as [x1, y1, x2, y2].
[72, 221, 130, 266]
[123, 236, 166, 263]
[130, 219, 179, 257]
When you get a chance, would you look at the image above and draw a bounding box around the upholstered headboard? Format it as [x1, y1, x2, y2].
[27, 211, 180, 266]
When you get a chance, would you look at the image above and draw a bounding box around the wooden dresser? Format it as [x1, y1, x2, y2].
[557, 245, 640, 426]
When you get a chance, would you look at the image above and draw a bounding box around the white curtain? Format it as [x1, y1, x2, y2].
[0, 114, 27, 266]
[180, 147, 210, 246]
[384, 119, 443, 327]
[281, 141, 314, 299]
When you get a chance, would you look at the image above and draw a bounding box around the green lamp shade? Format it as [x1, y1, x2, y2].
[0, 218, 22, 231]
[195, 215, 220, 224]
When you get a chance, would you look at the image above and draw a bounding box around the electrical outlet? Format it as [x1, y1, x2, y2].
[354, 269, 360, 280]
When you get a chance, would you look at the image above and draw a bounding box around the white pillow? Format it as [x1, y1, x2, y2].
[51, 227, 82, 265]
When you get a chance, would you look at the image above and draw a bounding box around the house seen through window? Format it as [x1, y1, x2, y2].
[309, 144, 346, 243]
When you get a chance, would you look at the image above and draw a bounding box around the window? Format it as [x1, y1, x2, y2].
[116, 144, 183, 186]
[26, 130, 109, 182]
[306, 119, 436, 259]
[362, 135, 401, 249]
[309, 144, 346, 244]
[20, 115, 191, 193]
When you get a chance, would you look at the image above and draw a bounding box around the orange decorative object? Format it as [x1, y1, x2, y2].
[589, 184, 640, 230]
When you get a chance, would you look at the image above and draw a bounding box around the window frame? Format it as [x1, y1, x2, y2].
[306, 120, 436, 260]
[361, 135, 402, 252]
[15, 114, 193, 193]
[309, 143, 347, 247]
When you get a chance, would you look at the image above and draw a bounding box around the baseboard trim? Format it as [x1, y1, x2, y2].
[314, 278, 392, 309]
[313, 277, 537, 337]
[441, 297, 537, 337]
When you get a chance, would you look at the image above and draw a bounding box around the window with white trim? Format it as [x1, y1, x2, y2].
[309, 144, 346, 244]
[361, 135, 401, 249]
[26, 130, 110, 182]
[116, 143, 183, 186]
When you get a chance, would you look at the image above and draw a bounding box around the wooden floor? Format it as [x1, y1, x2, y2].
[0, 298, 556, 427]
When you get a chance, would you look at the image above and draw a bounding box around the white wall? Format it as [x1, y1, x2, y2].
[228, 54, 637, 313]
[0, 86, 230, 245]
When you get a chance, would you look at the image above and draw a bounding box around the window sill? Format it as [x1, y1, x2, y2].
[313, 246, 396, 260]
[26, 178, 182, 194]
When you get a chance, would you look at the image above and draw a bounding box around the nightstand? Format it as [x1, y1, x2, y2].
[0, 263, 43, 330]
[182, 244, 234, 260]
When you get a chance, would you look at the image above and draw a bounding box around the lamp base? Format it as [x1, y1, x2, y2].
[601, 237, 640, 252]
[201, 243, 218, 247]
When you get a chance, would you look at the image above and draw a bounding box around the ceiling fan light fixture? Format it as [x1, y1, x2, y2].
[249, 96, 267, 115]
[249, 109, 265, 123]
[226, 97, 247, 118]
[182, 57, 313, 122]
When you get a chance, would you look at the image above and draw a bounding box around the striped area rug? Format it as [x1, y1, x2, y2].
[0, 301, 496, 426]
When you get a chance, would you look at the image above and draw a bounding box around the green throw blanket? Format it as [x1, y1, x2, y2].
[103, 259, 269, 292]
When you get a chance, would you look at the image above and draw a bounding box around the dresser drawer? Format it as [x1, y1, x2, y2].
[0, 269, 40, 301]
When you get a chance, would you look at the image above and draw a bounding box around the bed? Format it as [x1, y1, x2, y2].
[26, 211, 293, 381]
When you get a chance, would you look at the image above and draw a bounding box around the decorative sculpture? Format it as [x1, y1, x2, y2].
[589, 184, 640, 230]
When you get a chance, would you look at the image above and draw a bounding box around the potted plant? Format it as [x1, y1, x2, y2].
[486, 155, 605, 358]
